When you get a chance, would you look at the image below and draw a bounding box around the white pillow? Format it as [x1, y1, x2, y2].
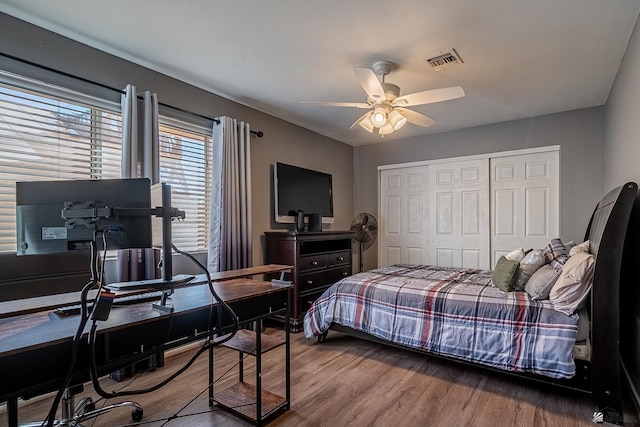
[569, 240, 590, 256]
[549, 252, 595, 315]
[515, 249, 546, 289]
[504, 247, 525, 262]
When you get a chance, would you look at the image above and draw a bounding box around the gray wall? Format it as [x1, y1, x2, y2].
[354, 107, 606, 271]
[0, 13, 354, 267]
[606, 15, 640, 190]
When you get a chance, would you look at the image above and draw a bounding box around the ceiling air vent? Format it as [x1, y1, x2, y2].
[424, 49, 463, 71]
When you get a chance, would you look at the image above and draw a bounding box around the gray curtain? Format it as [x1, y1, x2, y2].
[117, 84, 160, 282]
[208, 116, 253, 272]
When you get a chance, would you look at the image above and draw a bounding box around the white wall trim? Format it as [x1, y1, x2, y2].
[377, 145, 560, 171]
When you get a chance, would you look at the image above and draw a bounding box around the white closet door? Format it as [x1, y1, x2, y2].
[378, 166, 429, 267]
[490, 150, 559, 267]
[428, 159, 490, 269]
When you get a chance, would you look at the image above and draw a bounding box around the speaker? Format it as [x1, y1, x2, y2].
[295, 210, 305, 232]
[308, 213, 322, 232]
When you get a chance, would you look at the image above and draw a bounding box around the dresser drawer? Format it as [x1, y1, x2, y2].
[299, 288, 328, 314]
[328, 250, 351, 266]
[299, 265, 351, 293]
[299, 254, 327, 272]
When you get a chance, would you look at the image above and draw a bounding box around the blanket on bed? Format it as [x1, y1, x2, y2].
[304, 264, 579, 379]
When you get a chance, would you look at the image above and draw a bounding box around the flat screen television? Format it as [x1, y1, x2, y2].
[274, 162, 334, 224]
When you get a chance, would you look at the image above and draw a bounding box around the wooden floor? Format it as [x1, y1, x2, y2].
[4, 329, 639, 427]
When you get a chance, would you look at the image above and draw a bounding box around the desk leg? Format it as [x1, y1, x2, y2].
[7, 397, 17, 427]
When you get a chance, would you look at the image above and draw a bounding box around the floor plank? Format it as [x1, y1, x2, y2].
[3, 329, 638, 426]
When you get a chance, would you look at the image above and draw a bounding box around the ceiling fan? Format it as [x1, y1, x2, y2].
[303, 61, 465, 136]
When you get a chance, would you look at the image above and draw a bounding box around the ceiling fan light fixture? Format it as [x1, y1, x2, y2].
[370, 107, 387, 127]
[388, 109, 408, 130]
[358, 114, 375, 132]
[379, 122, 395, 136]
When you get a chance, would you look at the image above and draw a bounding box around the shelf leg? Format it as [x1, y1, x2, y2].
[256, 319, 262, 426]
[286, 292, 291, 406]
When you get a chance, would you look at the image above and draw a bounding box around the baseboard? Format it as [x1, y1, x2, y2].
[165, 339, 206, 357]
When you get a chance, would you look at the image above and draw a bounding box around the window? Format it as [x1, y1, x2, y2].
[0, 75, 122, 253]
[0, 72, 212, 254]
[158, 119, 212, 252]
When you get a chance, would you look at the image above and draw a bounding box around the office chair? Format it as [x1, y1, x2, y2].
[18, 384, 143, 427]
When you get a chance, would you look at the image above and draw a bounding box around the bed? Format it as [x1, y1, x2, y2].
[304, 182, 638, 425]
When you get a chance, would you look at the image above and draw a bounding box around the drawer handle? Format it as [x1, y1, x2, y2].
[311, 261, 319, 266]
[337, 257, 344, 261]
[307, 280, 314, 285]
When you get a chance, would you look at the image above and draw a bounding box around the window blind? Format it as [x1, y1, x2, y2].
[158, 119, 212, 253]
[0, 80, 122, 253]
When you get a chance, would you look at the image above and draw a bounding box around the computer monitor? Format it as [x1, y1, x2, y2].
[16, 178, 152, 255]
[16, 178, 194, 292]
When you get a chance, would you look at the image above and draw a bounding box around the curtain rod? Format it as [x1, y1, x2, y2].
[1, 52, 264, 138]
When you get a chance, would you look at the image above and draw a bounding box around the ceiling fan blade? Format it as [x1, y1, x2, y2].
[392, 86, 465, 107]
[350, 111, 374, 131]
[395, 108, 437, 128]
[301, 101, 371, 108]
[354, 67, 385, 101]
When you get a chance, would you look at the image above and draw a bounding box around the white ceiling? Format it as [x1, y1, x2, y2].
[1, 0, 639, 146]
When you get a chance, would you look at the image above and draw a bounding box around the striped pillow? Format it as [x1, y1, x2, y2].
[543, 238, 569, 269]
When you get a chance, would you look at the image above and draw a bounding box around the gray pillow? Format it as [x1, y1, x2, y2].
[492, 256, 520, 292]
[525, 264, 561, 300]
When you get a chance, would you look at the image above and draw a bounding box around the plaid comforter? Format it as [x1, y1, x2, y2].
[303, 264, 579, 379]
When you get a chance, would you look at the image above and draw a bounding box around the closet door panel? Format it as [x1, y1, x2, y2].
[379, 166, 429, 267]
[428, 159, 490, 269]
[490, 151, 559, 266]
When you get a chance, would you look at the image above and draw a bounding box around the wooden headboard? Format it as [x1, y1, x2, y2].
[586, 182, 637, 418]
[620, 188, 640, 418]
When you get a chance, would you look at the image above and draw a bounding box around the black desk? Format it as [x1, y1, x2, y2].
[0, 277, 292, 426]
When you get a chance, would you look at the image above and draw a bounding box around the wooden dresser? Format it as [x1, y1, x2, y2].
[264, 231, 354, 332]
